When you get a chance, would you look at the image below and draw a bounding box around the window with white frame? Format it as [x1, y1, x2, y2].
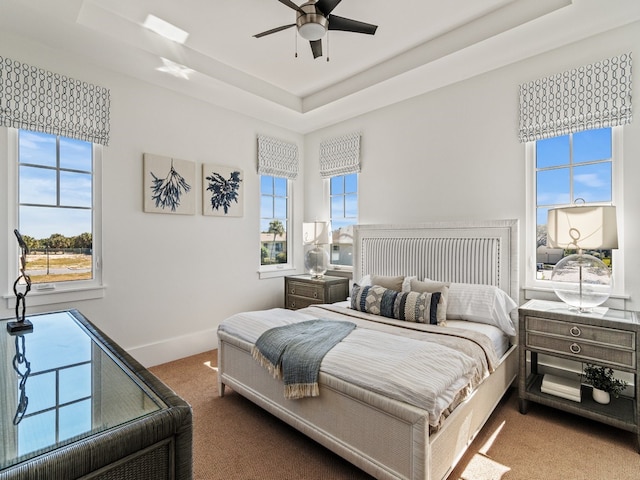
[329, 173, 358, 267]
[15, 129, 102, 289]
[534, 127, 617, 282]
[260, 175, 290, 267]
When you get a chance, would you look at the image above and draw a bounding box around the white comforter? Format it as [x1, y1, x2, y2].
[218, 304, 499, 429]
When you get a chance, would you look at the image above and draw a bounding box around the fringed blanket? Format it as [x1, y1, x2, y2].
[252, 319, 356, 399]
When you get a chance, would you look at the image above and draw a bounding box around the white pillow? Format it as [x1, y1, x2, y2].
[423, 279, 517, 336]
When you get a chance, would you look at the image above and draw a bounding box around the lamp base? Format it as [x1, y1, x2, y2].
[305, 245, 329, 278]
[551, 253, 612, 312]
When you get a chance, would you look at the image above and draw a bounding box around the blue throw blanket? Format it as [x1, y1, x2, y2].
[252, 319, 356, 399]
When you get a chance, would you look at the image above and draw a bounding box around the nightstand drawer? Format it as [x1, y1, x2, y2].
[526, 316, 635, 349]
[286, 296, 322, 310]
[526, 331, 636, 368]
[287, 281, 324, 301]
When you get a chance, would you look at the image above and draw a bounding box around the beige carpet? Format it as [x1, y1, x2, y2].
[150, 350, 640, 480]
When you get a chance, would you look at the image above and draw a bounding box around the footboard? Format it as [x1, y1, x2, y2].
[218, 330, 430, 480]
[217, 331, 517, 480]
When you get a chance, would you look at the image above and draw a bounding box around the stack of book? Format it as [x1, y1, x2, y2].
[540, 373, 582, 402]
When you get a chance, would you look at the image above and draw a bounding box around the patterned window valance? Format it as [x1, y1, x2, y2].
[257, 135, 299, 180]
[0, 56, 111, 146]
[319, 132, 360, 178]
[519, 53, 632, 143]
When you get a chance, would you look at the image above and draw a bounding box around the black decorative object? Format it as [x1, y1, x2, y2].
[7, 229, 33, 334]
[12, 334, 31, 425]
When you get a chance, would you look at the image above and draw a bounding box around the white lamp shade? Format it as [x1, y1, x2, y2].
[303, 222, 331, 245]
[547, 205, 618, 250]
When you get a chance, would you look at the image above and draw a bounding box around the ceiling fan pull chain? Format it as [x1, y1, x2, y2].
[326, 31, 330, 62]
[294, 28, 298, 58]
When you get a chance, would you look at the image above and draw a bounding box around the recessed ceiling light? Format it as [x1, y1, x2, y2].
[143, 14, 189, 44]
[157, 58, 194, 80]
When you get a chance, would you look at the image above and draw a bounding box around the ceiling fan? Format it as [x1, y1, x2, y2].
[254, 0, 378, 60]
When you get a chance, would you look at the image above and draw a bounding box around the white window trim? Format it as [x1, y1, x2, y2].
[326, 175, 356, 274]
[523, 126, 626, 309]
[4, 128, 105, 308]
[258, 178, 295, 279]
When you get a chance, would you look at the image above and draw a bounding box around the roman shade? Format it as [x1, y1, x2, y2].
[519, 53, 632, 142]
[257, 135, 299, 180]
[319, 132, 360, 178]
[0, 56, 111, 146]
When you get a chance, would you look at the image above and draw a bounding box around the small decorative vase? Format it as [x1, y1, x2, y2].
[592, 388, 610, 405]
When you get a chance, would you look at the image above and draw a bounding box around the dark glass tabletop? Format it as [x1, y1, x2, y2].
[1, 311, 164, 470]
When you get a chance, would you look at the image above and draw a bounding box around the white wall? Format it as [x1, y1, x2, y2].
[0, 34, 304, 366]
[304, 22, 640, 310]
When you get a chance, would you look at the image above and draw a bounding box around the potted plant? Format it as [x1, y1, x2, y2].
[582, 363, 627, 404]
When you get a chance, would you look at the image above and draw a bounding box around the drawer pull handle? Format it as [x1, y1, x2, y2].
[291, 288, 295, 294]
[313, 292, 318, 298]
[569, 343, 581, 354]
[290, 301, 295, 308]
[570, 326, 581, 337]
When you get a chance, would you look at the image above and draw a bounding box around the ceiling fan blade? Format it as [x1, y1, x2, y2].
[253, 24, 296, 38]
[328, 15, 378, 35]
[310, 39, 322, 59]
[278, 0, 305, 14]
[315, 0, 342, 16]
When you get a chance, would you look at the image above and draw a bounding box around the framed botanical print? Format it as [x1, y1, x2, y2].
[143, 154, 196, 215]
[202, 164, 243, 217]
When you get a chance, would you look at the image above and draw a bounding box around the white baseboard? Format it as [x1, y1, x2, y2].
[127, 327, 219, 368]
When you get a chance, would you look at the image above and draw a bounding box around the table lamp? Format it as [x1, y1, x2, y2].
[547, 205, 618, 312]
[303, 221, 331, 278]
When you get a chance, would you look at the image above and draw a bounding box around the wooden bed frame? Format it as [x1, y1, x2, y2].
[217, 220, 519, 480]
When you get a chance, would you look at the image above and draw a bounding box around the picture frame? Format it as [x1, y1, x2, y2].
[202, 164, 244, 217]
[143, 154, 196, 215]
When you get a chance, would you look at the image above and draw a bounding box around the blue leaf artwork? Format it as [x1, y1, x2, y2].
[203, 165, 243, 217]
[144, 154, 196, 215]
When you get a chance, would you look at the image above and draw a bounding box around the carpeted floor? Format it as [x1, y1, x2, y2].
[149, 350, 640, 480]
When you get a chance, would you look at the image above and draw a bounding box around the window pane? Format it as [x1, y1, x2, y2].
[274, 197, 287, 218]
[260, 195, 273, 217]
[537, 168, 570, 206]
[19, 410, 56, 455]
[59, 399, 92, 442]
[330, 176, 344, 195]
[344, 173, 358, 193]
[274, 177, 287, 196]
[19, 131, 56, 167]
[260, 176, 273, 195]
[345, 193, 357, 218]
[59, 364, 92, 404]
[20, 165, 57, 205]
[573, 163, 612, 203]
[536, 135, 569, 168]
[331, 195, 344, 218]
[574, 128, 611, 163]
[60, 137, 92, 171]
[60, 171, 92, 207]
[20, 206, 92, 240]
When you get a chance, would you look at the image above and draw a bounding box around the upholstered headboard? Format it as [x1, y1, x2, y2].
[353, 220, 519, 306]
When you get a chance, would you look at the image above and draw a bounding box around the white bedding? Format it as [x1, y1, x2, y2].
[218, 304, 500, 429]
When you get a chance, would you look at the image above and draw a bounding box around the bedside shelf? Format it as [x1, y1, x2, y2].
[518, 300, 640, 452]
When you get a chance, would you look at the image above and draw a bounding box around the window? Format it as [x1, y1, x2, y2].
[260, 175, 290, 268]
[532, 127, 620, 284]
[10, 129, 102, 296]
[329, 173, 358, 268]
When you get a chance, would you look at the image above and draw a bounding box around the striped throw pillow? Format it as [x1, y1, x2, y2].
[351, 284, 441, 324]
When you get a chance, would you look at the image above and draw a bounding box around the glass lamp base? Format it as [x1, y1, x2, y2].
[551, 253, 612, 312]
[305, 245, 329, 278]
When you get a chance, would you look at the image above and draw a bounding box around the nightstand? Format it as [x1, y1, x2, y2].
[284, 274, 349, 310]
[518, 299, 640, 451]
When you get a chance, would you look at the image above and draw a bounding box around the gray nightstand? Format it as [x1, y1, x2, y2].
[284, 274, 349, 310]
[518, 299, 640, 451]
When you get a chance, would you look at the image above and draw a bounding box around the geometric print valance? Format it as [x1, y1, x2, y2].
[257, 135, 299, 180]
[319, 132, 360, 178]
[0, 56, 111, 146]
[519, 52, 632, 143]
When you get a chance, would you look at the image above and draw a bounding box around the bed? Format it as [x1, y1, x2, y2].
[217, 220, 519, 480]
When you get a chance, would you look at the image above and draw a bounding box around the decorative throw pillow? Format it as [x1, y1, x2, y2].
[409, 278, 450, 325]
[350, 284, 440, 324]
[370, 274, 405, 292]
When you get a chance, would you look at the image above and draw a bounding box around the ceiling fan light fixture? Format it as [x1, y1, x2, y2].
[297, 14, 328, 41]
